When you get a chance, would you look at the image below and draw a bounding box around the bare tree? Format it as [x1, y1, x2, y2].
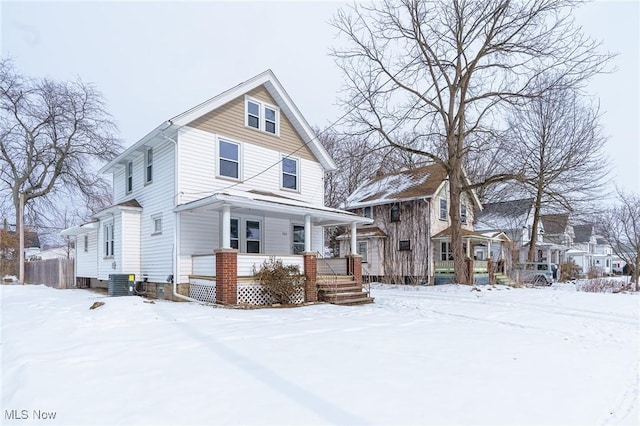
[503, 80, 609, 261]
[332, 0, 613, 283]
[597, 190, 640, 290]
[0, 59, 121, 275]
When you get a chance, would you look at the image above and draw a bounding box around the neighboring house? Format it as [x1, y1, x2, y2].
[339, 164, 493, 284]
[28, 245, 74, 261]
[63, 70, 373, 305]
[568, 224, 613, 275]
[475, 198, 538, 246]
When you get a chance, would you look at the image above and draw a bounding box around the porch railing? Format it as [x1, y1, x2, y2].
[316, 252, 338, 292]
[237, 254, 304, 276]
[434, 260, 489, 274]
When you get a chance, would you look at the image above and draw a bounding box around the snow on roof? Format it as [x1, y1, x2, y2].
[474, 198, 534, 232]
[573, 224, 594, 243]
[345, 164, 447, 208]
[540, 214, 570, 235]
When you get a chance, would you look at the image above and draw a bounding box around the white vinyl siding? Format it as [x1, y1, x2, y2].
[76, 231, 97, 278]
[178, 126, 325, 206]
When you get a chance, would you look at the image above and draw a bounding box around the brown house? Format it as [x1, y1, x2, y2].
[339, 164, 485, 284]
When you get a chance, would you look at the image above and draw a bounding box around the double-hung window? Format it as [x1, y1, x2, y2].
[219, 139, 240, 179]
[145, 148, 153, 184]
[439, 198, 447, 220]
[246, 220, 261, 253]
[245, 97, 279, 135]
[126, 161, 133, 193]
[104, 222, 114, 257]
[230, 218, 239, 250]
[282, 156, 298, 191]
[152, 214, 162, 235]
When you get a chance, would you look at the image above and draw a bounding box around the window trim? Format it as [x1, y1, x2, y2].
[390, 204, 400, 223]
[439, 198, 447, 221]
[244, 96, 280, 136]
[292, 224, 305, 254]
[441, 241, 452, 261]
[245, 219, 262, 254]
[281, 155, 300, 192]
[230, 218, 239, 250]
[357, 241, 369, 263]
[103, 222, 114, 258]
[126, 161, 133, 193]
[151, 213, 162, 236]
[363, 206, 372, 219]
[145, 147, 153, 184]
[217, 137, 242, 181]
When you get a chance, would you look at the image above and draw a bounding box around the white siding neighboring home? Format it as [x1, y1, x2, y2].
[62, 70, 372, 299]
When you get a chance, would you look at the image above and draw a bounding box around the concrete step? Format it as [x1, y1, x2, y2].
[331, 296, 375, 306]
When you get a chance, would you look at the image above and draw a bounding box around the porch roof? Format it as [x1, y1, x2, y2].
[336, 226, 387, 240]
[173, 189, 374, 227]
[60, 220, 99, 236]
[432, 227, 510, 243]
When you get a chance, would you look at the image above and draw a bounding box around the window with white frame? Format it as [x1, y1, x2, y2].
[246, 220, 261, 253]
[126, 161, 133, 193]
[357, 241, 368, 263]
[292, 224, 305, 254]
[230, 218, 239, 250]
[219, 139, 240, 179]
[151, 214, 162, 235]
[245, 97, 279, 135]
[441, 241, 452, 261]
[461, 204, 467, 224]
[104, 222, 114, 257]
[281, 156, 298, 191]
[145, 147, 153, 184]
[439, 198, 447, 220]
[363, 206, 372, 219]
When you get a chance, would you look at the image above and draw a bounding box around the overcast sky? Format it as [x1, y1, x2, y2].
[1, 1, 638, 196]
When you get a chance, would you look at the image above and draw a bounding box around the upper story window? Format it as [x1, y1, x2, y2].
[439, 198, 447, 220]
[461, 204, 467, 224]
[145, 147, 153, 184]
[245, 96, 279, 135]
[219, 139, 240, 180]
[126, 161, 133, 193]
[363, 206, 372, 219]
[390, 204, 400, 222]
[104, 222, 114, 257]
[84, 235, 89, 253]
[281, 156, 299, 191]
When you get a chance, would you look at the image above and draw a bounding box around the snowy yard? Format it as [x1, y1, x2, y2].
[1, 282, 638, 425]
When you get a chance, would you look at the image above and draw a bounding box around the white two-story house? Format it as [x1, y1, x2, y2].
[63, 70, 372, 305]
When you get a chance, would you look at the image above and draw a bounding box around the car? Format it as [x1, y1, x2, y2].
[514, 262, 557, 286]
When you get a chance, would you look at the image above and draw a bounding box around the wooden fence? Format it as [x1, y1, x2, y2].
[25, 258, 74, 289]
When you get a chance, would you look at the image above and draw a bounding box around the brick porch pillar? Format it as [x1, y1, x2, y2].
[215, 248, 237, 304]
[350, 254, 363, 286]
[302, 252, 318, 302]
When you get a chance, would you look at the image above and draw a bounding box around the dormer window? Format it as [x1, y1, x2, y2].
[245, 96, 279, 135]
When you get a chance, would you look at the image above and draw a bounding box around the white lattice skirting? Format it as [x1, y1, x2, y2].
[237, 282, 305, 306]
[189, 278, 217, 304]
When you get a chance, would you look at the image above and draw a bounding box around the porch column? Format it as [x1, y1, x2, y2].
[215, 248, 237, 304]
[351, 222, 358, 255]
[221, 204, 231, 249]
[303, 252, 318, 302]
[304, 214, 312, 253]
[350, 254, 363, 286]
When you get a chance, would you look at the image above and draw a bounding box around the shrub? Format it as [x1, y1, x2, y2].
[253, 257, 304, 304]
[560, 261, 581, 282]
[577, 278, 631, 293]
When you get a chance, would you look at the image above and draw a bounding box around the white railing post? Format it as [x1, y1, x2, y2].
[304, 214, 311, 253]
[351, 222, 358, 255]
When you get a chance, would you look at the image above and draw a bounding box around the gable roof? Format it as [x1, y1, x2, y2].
[540, 214, 569, 235]
[475, 198, 534, 232]
[345, 164, 481, 209]
[573, 224, 594, 243]
[100, 70, 336, 174]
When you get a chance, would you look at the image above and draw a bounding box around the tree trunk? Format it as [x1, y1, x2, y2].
[449, 170, 468, 284]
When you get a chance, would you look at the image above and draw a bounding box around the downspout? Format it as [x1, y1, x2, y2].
[160, 124, 199, 303]
[427, 199, 431, 284]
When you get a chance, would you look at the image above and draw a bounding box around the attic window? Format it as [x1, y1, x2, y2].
[245, 96, 279, 135]
[390, 204, 400, 222]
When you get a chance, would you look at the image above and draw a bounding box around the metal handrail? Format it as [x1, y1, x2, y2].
[316, 251, 338, 292]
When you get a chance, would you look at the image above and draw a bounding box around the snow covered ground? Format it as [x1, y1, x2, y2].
[1, 282, 638, 425]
